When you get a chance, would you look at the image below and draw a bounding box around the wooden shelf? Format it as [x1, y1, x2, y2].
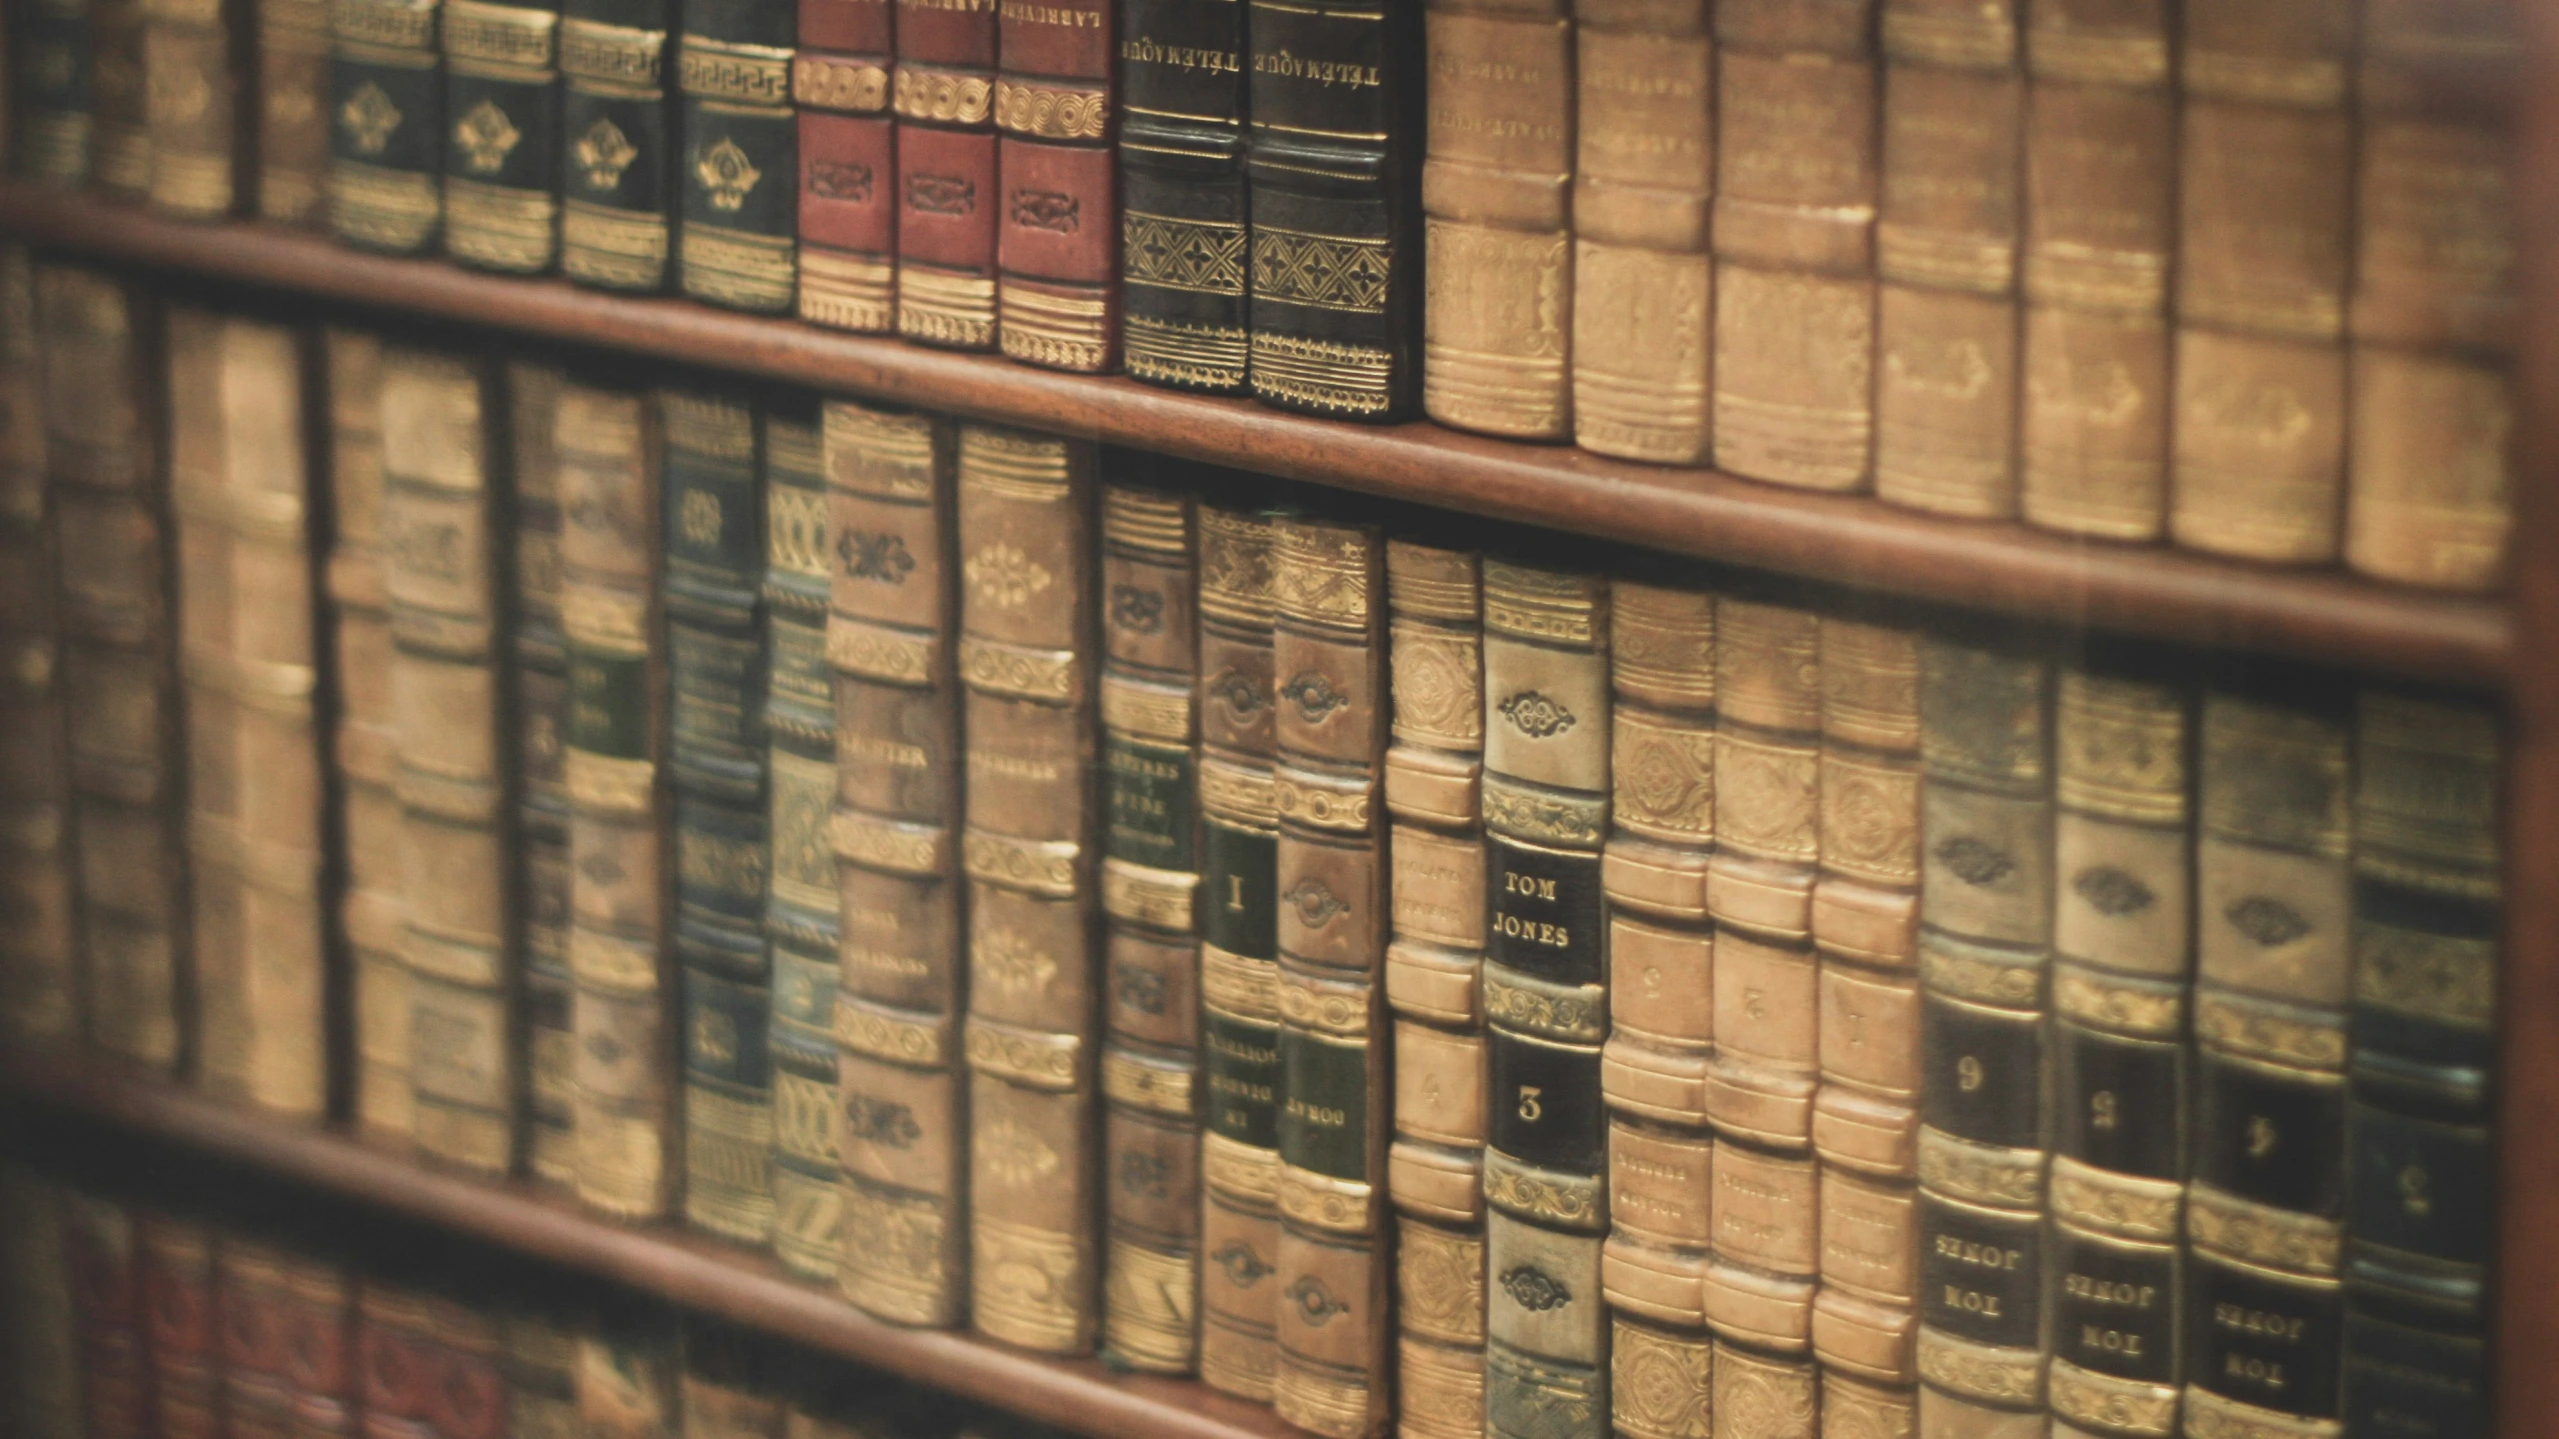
[0, 1051, 1294, 1439]
[0, 184, 2511, 688]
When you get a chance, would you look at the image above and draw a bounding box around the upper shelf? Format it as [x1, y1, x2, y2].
[2, 184, 2510, 688]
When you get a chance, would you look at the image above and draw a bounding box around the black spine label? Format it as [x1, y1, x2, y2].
[1919, 1192, 2042, 1352]
[1485, 835, 1603, 986]
[1487, 1026, 1604, 1177]
[2196, 1053, 2347, 1219]
[2056, 1022, 2184, 1182]
[1921, 993, 2046, 1151]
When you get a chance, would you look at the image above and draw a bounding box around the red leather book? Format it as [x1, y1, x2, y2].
[423, 1296, 510, 1439]
[357, 1281, 440, 1439]
[66, 1193, 155, 1439]
[277, 1254, 357, 1438]
[995, 0, 1117, 370]
[893, 0, 1002, 347]
[139, 1213, 224, 1439]
[798, 0, 899, 330]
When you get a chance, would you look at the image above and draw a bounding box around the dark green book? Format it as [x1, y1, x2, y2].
[676, 0, 795, 311]
[561, 0, 672, 288]
[331, 0, 445, 253]
[443, 0, 563, 271]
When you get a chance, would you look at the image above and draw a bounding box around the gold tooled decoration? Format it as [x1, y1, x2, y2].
[1102, 858, 1197, 931]
[1818, 748, 1917, 884]
[893, 64, 994, 124]
[1390, 626, 1484, 753]
[834, 1000, 948, 1066]
[1202, 946, 1281, 1021]
[2199, 695, 2348, 857]
[1396, 1219, 1485, 1346]
[678, 37, 791, 104]
[1483, 970, 1605, 1044]
[2056, 672, 2186, 823]
[1397, 1334, 1488, 1439]
[2352, 692, 2500, 897]
[1278, 973, 1370, 1037]
[1124, 212, 1248, 295]
[1919, 640, 2049, 790]
[1714, 731, 1819, 860]
[1487, 1342, 1602, 1437]
[2186, 1183, 2342, 1276]
[827, 616, 937, 684]
[961, 831, 1080, 896]
[2049, 1156, 2182, 1241]
[1277, 1166, 1373, 1234]
[1916, 1126, 2045, 1209]
[1204, 1130, 1282, 1202]
[1102, 1049, 1195, 1117]
[1104, 1236, 1199, 1372]
[1616, 710, 1715, 843]
[2353, 918, 2494, 1031]
[2053, 963, 2183, 1037]
[1609, 1319, 1713, 1439]
[839, 1180, 957, 1324]
[994, 78, 1108, 139]
[1201, 759, 1280, 826]
[899, 268, 999, 348]
[1713, 1342, 1817, 1437]
[1483, 1150, 1604, 1231]
[1817, 620, 1919, 751]
[1482, 774, 1605, 848]
[567, 924, 657, 994]
[1482, 561, 1602, 646]
[2047, 1358, 2178, 1437]
[957, 636, 1078, 702]
[1101, 673, 1193, 741]
[1274, 770, 1376, 833]
[1915, 1327, 2043, 1406]
[830, 811, 945, 876]
[825, 400, 939, 497]
[793, 53, 889, 112]
[1251, 332, 1397, 416]
[2179, 1382, 2345, 1439]
[1275, 1357, 1380, 1439]
[1918, 938, 2044, 1008]
[2194, 993, 2346, 1070]
[964, 1017, 1080, 1091]
[971, 1213, 1090, 1353]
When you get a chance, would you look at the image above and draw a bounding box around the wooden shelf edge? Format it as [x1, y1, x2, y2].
[0, 1051, 1295, 1439]
[0, 184, 2511, 688]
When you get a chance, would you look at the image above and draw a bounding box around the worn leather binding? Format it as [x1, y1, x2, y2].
[66, 1189, 154, 1439]
[138, 1213, 220, 1439]
[1914, 637, 2053, 1439]
[681, 0, 799, 311]
[95, 0, 152, 198]
[259, 0, 337, 222]
[1711, 0, 1876, 491]
[276, 1243, 357, 1438]
[794, 0, 895, 330]
[665, 389, 777, 1246]
[892, 0, 1001, 348]
[560, 0, 671, 289]
[140, 0, 242, 216]
[2184, 685, 2352, 1439]
[39, 265, 183, 1074]
[510, 359, 579, 1188]
[761, 407, 842, 1281]
[1422, 0, 1569, 438]
[14, 0, 97, 187]
[993, 0, 1115, 371]
[822, 399, 967, 1326]
[0, 1170, 82, 1437]
[578, 1307, 684, 1439]
[560, 377, 674, 1221]
[1117, 0, 1246, 392]
[1383, 540, 1488, 1439]
[441, 0, 562, 271]
[2341, 694, 2497, 1438]
[503, 1292, 583, 1439]
[166, 308, 327, 1122]
[1096, 475, 1201, 1372]
[1193, 497, 1284, 1401]
[958, 424, 1101, 1355]
[331, 0, 445, 253]
[214, 1234, 317, 1439]
[2017, 0, 2172, 540]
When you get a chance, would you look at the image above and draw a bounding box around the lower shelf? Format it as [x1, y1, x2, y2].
[0, 1049, 1292, 1439]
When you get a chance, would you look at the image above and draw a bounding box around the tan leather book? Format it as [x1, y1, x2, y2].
[958, 424, 1101, 1355]
[1422, 0, 1573, 439]
[0, 1167, 81, 1439]
[1570, 0, 1711, 464]
[1384, 540, 1487, 1439]
[167, 306, 326, 1120]
[511, 359, 579, 1189]
[139, 0, 241, 216]
[93, 0, 153, 199]
[823, 399, 967, 1326]
[255, 0, 334, 224]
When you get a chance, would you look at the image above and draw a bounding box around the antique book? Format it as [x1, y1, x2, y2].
[1194, 496, 1284, 1401]
[1269, 511, 1392, 1438]
[892, 0, 1001, 348]
[14, 0, 95, 186]
[684, 1322, 788, 1439]
[259, 0, 337, 223]
[1244, 0, 1423, 419]
[424, 1290, 511, 1439]
[664, 389, 777, 1245]
[213, 1234, 319, 1435]
[2184, 684, 2352, 1437]
[138, 1213, 219, 1439]
[1914, 637, 2053, 1439]
[93, 0, 150, 198]
[140, 0, 241, 216]
[442, 0, 562, 272]
[958, 424, 1101, 1354]
[1421, 0, 1571, 439]
[793, 0, 895, 330]
[1096, 474, 1201, 1372]
[580, 1306, 685, 1439]
[1568, 0, 1709, 464]
[761, 407, 842, 1281]
[0, 247, 75, 1043]
[330, 0, 445, 253]
[277, 1246, 357, 1437]
[1117, 0, 1247, 392]
[2017, 0, 2172, 540]
[1383, 539, 1488, 1439]
[504, 1293, 584, 1439]
[40, 265, 182, 1074]
[512, 359, 579, 1188]
[1873, 0, 2021, 519]
[166, 307, 327, 1120]
[561, 0, 672, 289]
[994, 0, 1117, 372]
[65, 1189, 153, 1439]
[327, 326, 413, 1137]
[2341, 693, 2498, 1436]
[679, 0, 798, 311]
[2169, 1, 2352, 565]
[0, 1170, 81, 1438]
[823, 400, 966, 1326]
[1711, 0, 1876, 491]
[561, 376, 675, 1221]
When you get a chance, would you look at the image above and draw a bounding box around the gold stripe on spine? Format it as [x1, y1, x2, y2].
[1200, 507, 1279, 622]
[1609, 584, 1714, 709]
[2185, 1185, 2341, 1276]
[1103, 859, 1196, 930]
[1126, 317, 1250, 392]
[333, 0, 436, 48]
[681, 225, 796, 312]
[1277, 1358, 1383, 1439]
[1917, 1326, 2044, 1407]
[800, 251, 897, 331]
[564, 202, 670, 285]
[1277, 969, 1372, 1039]
[829, 616, 939, 683]
[1250, 333, 1396, 418]
[1481, 970, 1604, 1045]
[2048, 1154, 2181, 1241]
[567, 751, 656, 815]
[1206, 1130, 1283, 1202]
[444, 0, 557, 68]
[836, 1000, 952, 1065]
[1102, 486, 1190, 554]
[972, 1214, 1091, 1350]
[957, 637, 1080, 701]
[830, 406, 938, 496]
[1271, 517, 1375, 628]
[2053, 962, 2182, 1036]
[1102, 674, 1193, 741]
[1918, 938, 2043, 1007]
[1481, 559, 1599, 644]
[331, 164, 442, 251]
[1103, 1049, 1197, 1116]
[2352, 693, 2500, 899]
[1108, 1236, 1204, 1367]
[561, 18, 664, 87]
[445, 183, 561, 270]
[2180, 1383, 2344, 1439]
[899, 267, 999, 348]
[894, 64, 994, 123]
[1279, 1167, 1375, 1235]
[1202, 944, 1281, 1020]
[962, 832, 1080, 896]
[1481, 1149, 1602, 1230]
[2194, 992, 2347, 1070]
[842, 1184, 956, 1322]
[2198, 699, 2349, 856]
[1273, 770, 1374, 833]
[1201, 758, 1279, 826]
[1400, 1334, 1489, 1439]
[994, 78, 1109, 139]
[2352, 919, 2493, 1031]
[794, 54, 890, 112]
[963, 1017, 1082, 1090]
[830, 813, 947, 875]
[1481, 774, 1605, 848]
[569, 927, 659, 994]
[1917, 1126, 2045, 1209]
[679, 37, 792, 103]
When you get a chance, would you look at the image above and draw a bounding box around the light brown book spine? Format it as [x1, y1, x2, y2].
[140, 0, 241, 217]
[511, 358, 579, 1189]
[93, 0, 154, 199]
[255, 0, 335, 224]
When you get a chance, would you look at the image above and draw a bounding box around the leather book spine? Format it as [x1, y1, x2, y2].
[66, 1190, 155, 1439]
[560, 378, 674, 1221]
[561, 0, 673, 289]
[1479, 562, 1610, 1439]
[441, 0, 562, 272]
[502, 1302, 583, 1439]
[2017, 0, 2171, 540]
[510, 359, 579, 1189]
[423, 1292, 509, 1439]
[93, 0, 151, 197]
[326, 326, 413, 1139]
[1596, 581, 1715, 1439]
[995, 0, 1116, 372]
[2046, 665, 2188, 1439]
[793, 0, 894, 330]
[680, 0, 799, 311]
[957, 424, 1100, 1355]
[2185, 686, 2351, 1439]
[1383, 540, 1487, 1439]
[330, 0, 445, 254]
[760, 408, 843, 1282]
[1568, 0, 1709, 463]
[1096, 476, 1201, 1373]
[1914, 638, 2052, 1439]
[2168, 0, 2351, 566]
[664, 389, 777, 1246]
[1710, 0, 1875, 491]
[39, 265, 184, 1074]
[1421, 0, 1570, 439]
[0, 1169, 82, 1439]
[822, 400, 966, 1326]
[1873, 0, 2020, 519]
[137, 1214, 220, 1439]
[277, 1251, 355, 1439]
[577, 1313, 684, 1439]
[14, 0, 96, 187]
[2340, 695, 2498, 1438]
[140, 0, 242, 217]
[892, 0, 1000, 348]
[214, 1237, 301, 1439]
[168, 307, 327, 1121]
[1244, 0, 1421, 420]
[1193, 498, 1282, 1401]
[682, 1323, 789, 1439]
[1269, 512, 1392, 1437]
[259, 0, 337, 222]
[1116, 0, 1246, 392]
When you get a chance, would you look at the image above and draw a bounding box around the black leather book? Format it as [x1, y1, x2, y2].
[562, 0, 673, 288]
[679, 0, 798, 311]
[444, 0, 563, 271]
[331, 0, 446, 253]
[1118, 0, 1248, 393]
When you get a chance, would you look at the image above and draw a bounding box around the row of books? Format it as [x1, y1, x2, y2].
[0, 253, 2503, 1439]
[2, 0, 2521, 593]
